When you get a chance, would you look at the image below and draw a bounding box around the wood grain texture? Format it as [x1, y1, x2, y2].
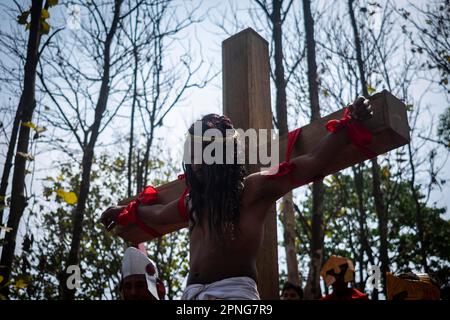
[222, 28, 279, 300]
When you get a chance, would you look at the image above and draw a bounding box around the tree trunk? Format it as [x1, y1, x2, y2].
[302, 0, 325, 300]
[0, 105, 22, 227]
[352, 164, 378, 298]
[407, 143, 428, 272]
[348, 0, 390, 296]
[127, 45, 139, 198]
[61, 0, 123, 300]
[272, 0, 301, 287]
[0, 0, 44, 298]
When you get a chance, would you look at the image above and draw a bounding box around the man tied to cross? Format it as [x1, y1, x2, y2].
[100, 97, 373, 300]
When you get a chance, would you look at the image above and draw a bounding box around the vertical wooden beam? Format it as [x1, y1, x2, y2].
[222, 28, 279, 299]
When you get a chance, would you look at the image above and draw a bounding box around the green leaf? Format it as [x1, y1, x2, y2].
[17, 11, 30, 25]
[367, 85, 376, 94]
[22, 121, 37, 130]
[14, 279, 27, 289]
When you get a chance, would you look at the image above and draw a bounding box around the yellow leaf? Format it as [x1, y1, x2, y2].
[21, 121, 46, 133]
[0, 275, 3, 283]
[445, 55, 450, 63]
[14, 279, 27, 289]
[367, 85, 376, 94]
[22, 121, 37, 130]
[56, 189, 78, 205]
[322, 89, 329, 97]
[381, 166, 390, 178]
[16, 152, 34, 161]
[41, 9, 49, 20]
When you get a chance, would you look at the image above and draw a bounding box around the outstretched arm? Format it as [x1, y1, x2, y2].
[246, 97, 372, 208]
[99, 198, 188, 243]
[136, 200, 188, 227]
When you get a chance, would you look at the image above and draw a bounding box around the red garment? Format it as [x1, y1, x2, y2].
[264, 128, 303, 186]
[264, 128, 322, 186]
[325, 107, 376, 159]
[116, 186, 162, 239]
[178, 185, 190, 222]
[176, 173, 190, 222]
[117, 173, 190, 242]
[320, 288, 369, 301]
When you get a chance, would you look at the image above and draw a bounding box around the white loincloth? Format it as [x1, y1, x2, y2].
[181, 276, 260, 300]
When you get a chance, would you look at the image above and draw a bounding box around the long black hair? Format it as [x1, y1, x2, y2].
[182, 114, 246, 240]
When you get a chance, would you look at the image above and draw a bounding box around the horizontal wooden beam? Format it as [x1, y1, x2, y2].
[112, 90, 410, 242]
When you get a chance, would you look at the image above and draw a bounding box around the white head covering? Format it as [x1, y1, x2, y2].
[121, 247, 160, 300]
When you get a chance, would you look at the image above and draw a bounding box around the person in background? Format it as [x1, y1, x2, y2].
[320, 255, 369, 300]
[120, 246, 166, 300]
[281, 281, 303, 300]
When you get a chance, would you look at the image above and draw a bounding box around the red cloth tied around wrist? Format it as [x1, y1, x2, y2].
[116, 186, 162, 238]
[325, 107, 376, 159]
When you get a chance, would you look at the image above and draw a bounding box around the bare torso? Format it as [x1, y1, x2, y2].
[187, 178, 272, 286]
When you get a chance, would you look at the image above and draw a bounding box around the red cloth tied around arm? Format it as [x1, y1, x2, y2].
[264, 128, 311, 187]
[178, 187, 190, 222]
[177, 173, 190, 221]
[116, 186, 162, 238]
[325, 107, 376, 159]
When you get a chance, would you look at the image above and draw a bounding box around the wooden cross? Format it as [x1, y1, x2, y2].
[113, 28, 410, 299]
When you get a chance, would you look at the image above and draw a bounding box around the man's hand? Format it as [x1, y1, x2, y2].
[100, 205, 126, 231]
[348, 96, 373, 121]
